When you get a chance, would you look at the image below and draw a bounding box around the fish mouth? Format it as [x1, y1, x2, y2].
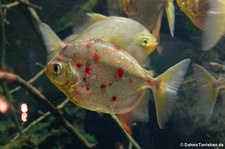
[144, 41, 158, 55]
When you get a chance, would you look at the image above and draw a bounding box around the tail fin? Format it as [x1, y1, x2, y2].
[202, 0, 225, 51]
[152, 59, 190, 129]
[192, 64, 220, 120]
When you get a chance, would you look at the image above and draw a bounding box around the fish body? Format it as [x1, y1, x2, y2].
[119, 0, 175, 40]
[64, 13, 158, 66]
[176, 0, 209, 30]
[47, 39, 151, 114]
[44, 25, 190, 130]
[193, 64, 225, 120]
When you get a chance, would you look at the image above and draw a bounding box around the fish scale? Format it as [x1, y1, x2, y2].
[59, 39, 150, 114]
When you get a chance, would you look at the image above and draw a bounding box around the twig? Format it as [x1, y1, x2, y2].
[0, 71, 95, 148]
[11, 98, 70, 142]
[0, 1, 19, 9]
[0, 0, 41, 10]
[0, 0, 23, 134]
[18, 0, 42, 10]
[9, 68, 45, 94]
[111, 115, 141, 149]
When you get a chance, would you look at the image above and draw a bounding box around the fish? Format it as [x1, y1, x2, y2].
[202, 0, 225, 51]
[64, 13, 158, 66]
[176, 0, 209, 30]
[43, 22, 190, 133]
[118, 0, 175, 40]
[192, 64, 225, 120]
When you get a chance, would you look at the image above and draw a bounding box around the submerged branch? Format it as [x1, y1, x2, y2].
[0, 0, 23, 134]
[0, 1, 19, 9]
[18, 0, 42, 10]
[0, 0, 41, 10]
[11, 98, 70, 142]
[0, 71, 95, 148]
[9, 68, 45, 94]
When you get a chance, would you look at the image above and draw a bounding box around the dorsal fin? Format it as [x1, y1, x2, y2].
[64, 13, 108, 42]
[165, 0, 175, 37]
[39, 23, 65, 60]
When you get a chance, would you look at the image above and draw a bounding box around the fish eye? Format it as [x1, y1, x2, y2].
[52, 63, 62, 74]
[140, 38, 149, 47]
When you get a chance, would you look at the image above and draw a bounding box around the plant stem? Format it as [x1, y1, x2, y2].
[0, 0, 23, 134]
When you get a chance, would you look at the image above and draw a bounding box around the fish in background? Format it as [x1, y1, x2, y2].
[119, 0, 175, 41]
[202, 0, 225, 51]
[64, 13, 158, 67]
[193, 64, 225, 120]
[40, 23, 190, 133]
[176, 0, 209, 30]
[177, 0, 225, 51]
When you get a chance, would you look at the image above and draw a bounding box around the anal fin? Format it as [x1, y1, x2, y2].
[116, 90, 151, 134]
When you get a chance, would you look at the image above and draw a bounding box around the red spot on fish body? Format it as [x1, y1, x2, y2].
[112, 96, 117, 102]
[87, 43, 92, 48]
[86, 86, 90, 91]
[83, 77, 87, 82]
[117, 68, 124, 78]
[93, 51, 99, 62]
[75, 62, 81, 68]
[108, 83, 112, 86]
[114, 45, 120, 51]
[146, 79, 152, 84]
[85, 66, 91, 74]
[100, 84, 107, 89]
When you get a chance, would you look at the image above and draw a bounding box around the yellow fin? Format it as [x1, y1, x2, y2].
[165, 0, 175, 37]
[152, 10, 163, 42]
[64, 13, 108, 42]
[152, 59, 190, 129]
[202, 0, 225, 51]
[192, 64, 220, 120]
[39, 23, 65, 61]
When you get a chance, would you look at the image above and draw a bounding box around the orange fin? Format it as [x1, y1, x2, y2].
[117, 114, 132, 134]
[116, 90, 151, 134]
[152, 10, 163, 43]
